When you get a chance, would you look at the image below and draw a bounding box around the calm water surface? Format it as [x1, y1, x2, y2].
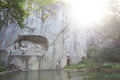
[0, 70, 120, 80]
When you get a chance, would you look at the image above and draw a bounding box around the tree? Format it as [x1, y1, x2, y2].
[101, 46, 120, 63]
[0, 0, 27, 29]
[0, 0, 56, 29]
[106, 0, 120, 38]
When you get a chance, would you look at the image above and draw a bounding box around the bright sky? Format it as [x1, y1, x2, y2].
[64, 0, 110, 29]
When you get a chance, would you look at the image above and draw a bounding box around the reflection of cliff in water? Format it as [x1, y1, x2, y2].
[0, 70, 87, 80]
[2, 71, 67, 80]
[1, 71, 120, 80]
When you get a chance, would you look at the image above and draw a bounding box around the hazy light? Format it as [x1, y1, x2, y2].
[65, 0, 109, 29]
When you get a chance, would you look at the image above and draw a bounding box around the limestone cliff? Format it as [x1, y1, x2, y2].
[0, 2, 113, 70]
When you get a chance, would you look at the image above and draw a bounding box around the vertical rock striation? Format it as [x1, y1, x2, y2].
[0, 2, 113, 70]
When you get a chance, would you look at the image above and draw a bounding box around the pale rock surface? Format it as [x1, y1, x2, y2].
[0, 2, 113, 70]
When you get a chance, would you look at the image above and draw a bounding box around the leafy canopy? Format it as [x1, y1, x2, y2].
[0, 0, 56, 29]
[0, 0, 27, 28]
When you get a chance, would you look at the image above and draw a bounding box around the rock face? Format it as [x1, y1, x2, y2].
[0, 2, 112, 70]
[0, 2, 68, 70]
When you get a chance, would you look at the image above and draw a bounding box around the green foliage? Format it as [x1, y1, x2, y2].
[99, 47, 120, 63]
[65, 59, 97, 69]
[87, 73, 120, 80]
[112, 64, 120, 70]
[0, 0, 27, 28]
[65, 62, 120, 72]
[27, 0, 56, 11]
[27, 0, 56, 22]
[65, 64, 87, 69]
[103, 0, 120, 39]
[38, 0, 55, 6]
[101, 63, 120, 70]
[109, 0, 120, 19]
[0, 66, 7, 72]
[87, 43, 120, 63]
[87, 46, 102, 63]
[0, 60, 3, 66]
[0, 59, 7, 72]
[0, 0, 57, 28]
[42, 14, 49, 20]
[102, 63, 113, 68]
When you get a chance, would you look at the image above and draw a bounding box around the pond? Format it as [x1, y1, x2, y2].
[0, 70, 120, 80]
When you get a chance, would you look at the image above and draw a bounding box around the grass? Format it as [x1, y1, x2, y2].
[64, 64, 87, 69]
[64, 62, 120, 72]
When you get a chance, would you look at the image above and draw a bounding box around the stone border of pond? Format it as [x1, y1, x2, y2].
[0, 70, 18, 75]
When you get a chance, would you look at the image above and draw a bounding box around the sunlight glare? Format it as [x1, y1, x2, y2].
[65, 0, 109, 29]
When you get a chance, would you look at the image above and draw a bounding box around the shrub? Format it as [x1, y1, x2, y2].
[102, 63, 113, 68]
[112, 64, 120, 70]
[0, 59, 7, 72]
[64, 64, 87, 69]
[0, 66, 7, 72]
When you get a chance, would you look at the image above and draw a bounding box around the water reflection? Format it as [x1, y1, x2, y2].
[1, 70, 120, 80]
[0, 70, 67, 80]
